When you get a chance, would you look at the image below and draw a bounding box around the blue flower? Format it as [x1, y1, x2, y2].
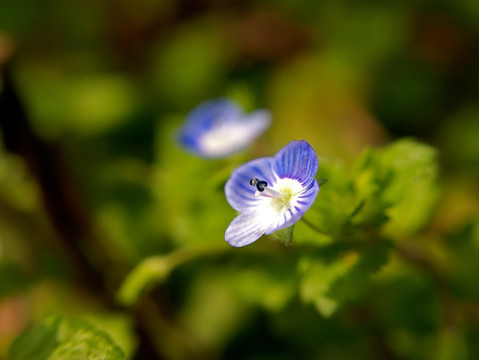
[178, 99, 271, 158]
[224, 140, 320, 247]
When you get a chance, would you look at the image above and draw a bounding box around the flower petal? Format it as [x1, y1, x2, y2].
[178, 99, 271, 158]
[225, 157, 277, 212]
[225, 210, 277, 247]
[295, 179, 320, 211]
[178, 99, 241, 154]
[183, 99, 242, 132]
[272, 140, 318, 185]
[198, 110, 270, 158]
[244, 109, 271, 134]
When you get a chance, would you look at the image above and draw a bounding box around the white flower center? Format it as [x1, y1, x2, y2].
[255, 178, 303, 212]
[200, 120, 259, 157]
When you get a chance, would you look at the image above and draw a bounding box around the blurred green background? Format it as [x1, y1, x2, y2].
[1, 0, 479, 359]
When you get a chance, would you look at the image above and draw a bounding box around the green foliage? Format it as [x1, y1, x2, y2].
[115, 139, 441, 321]
[440, 105, 479, 172]
[1, 0, 479, 358]
[8, 321, 58, 360]
[9, 317, 126, 360]
[298, 139, 439, 241]
[290, 139, 439, 317]
[353, 138, 439, 237]
[316, 177, 329, 187]
[272, 225, 294, 246]
[299, 243, 390, 317]
[298, 161, 356, 238]
[0, 263, 34, 299]
[152, 120, 241, 247]
[116, 255, 171, 306]
[117, 245, 223, 305]
[445, 221, 479, 299]
[151, 18, 233, 107]
[18, 72, 139, 140]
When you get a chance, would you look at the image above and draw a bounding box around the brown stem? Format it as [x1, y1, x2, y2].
[0, 66, 112, 303]
[0, 65, 179, 359]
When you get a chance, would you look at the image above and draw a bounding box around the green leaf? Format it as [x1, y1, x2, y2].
[273, 225, 294, 246]
[353, 139, 439, 237]
[301, 161, 357, 238]
[21, 72, 138, 139]
[9, 316, 126, 360]
[8, 320, 59, 360]
[380, 139, 439, 237]
[317, 178, 328, 187]
[298, 243, 389, 317]
[349, 200, 365, 219]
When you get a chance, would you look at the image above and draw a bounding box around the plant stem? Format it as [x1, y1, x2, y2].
[300, 217, 327, 235]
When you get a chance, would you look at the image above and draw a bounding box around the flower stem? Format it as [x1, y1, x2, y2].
[117, 245, 224, 306]
[301, 216, 327, 235]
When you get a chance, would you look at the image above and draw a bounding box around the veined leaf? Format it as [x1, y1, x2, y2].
[9, 316, 126, 360]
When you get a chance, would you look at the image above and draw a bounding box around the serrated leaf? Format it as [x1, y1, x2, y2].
[380, 139, 439, 237]
[304, 161, 357, 237]
[352, 139, 439, 236]
[9, 316, 126, 360]
[298, 243, 389, 317]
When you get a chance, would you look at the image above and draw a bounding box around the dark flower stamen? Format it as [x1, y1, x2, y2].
[250, 178, 268, 192]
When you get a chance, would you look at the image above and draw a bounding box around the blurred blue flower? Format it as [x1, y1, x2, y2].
[178, 99, 271, 158]
[224, 140, 320, 247]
